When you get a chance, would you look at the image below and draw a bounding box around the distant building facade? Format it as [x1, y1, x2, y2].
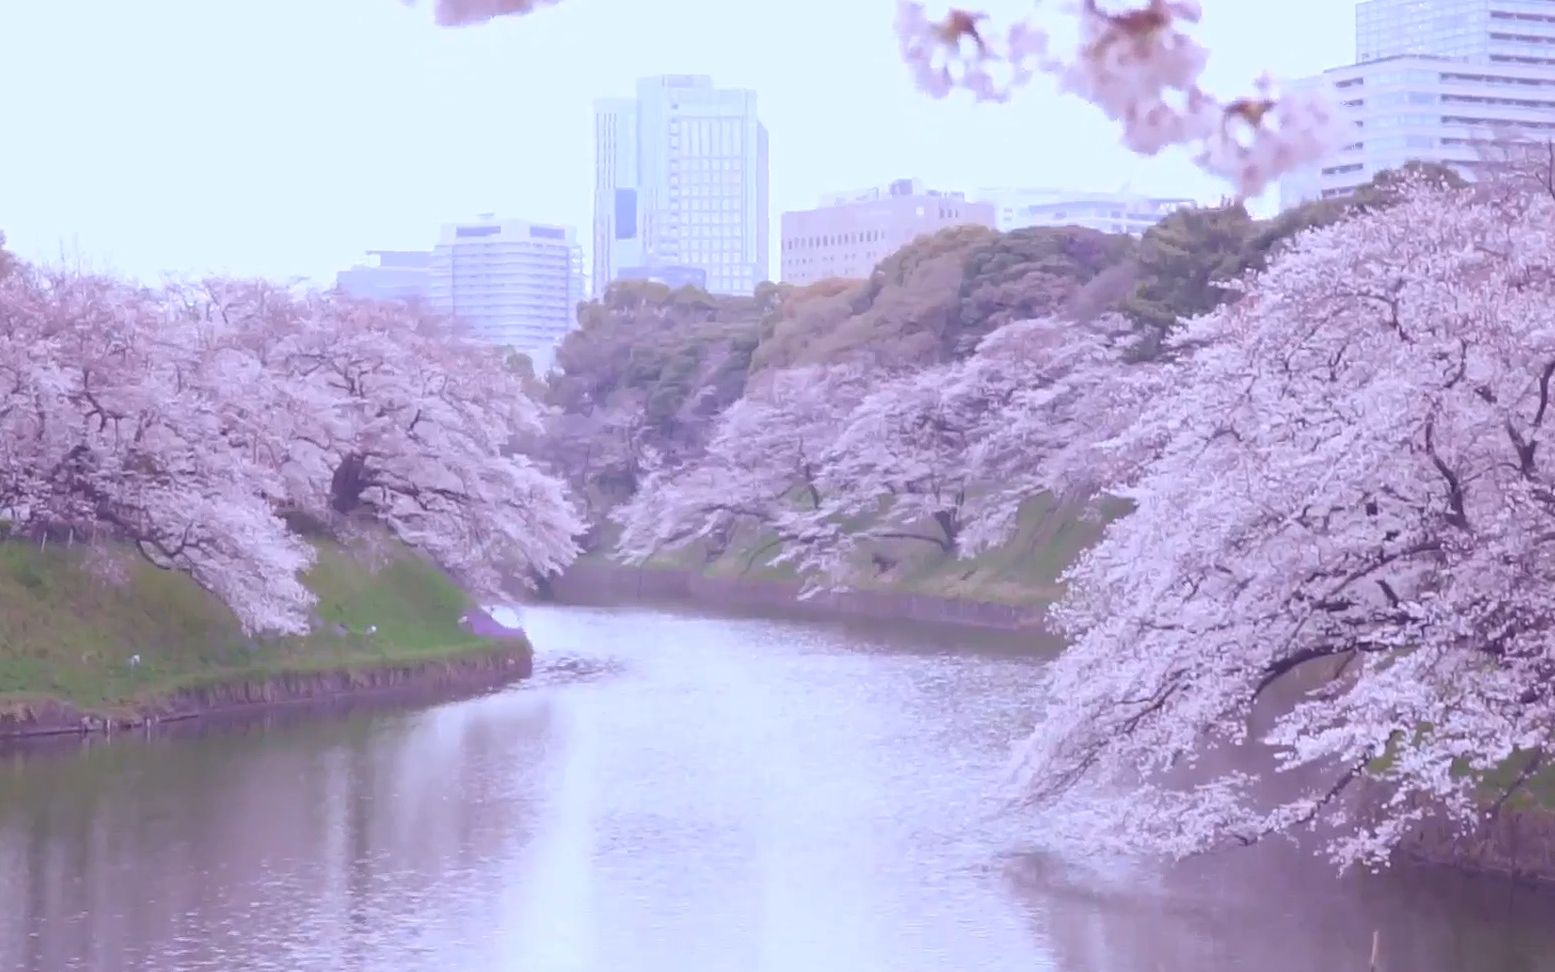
[335, 250, 432, 303]
[1279, 56, 1555, 205]
[779, 178, 996, 285]
[973, 188, 1193, 235]
[1356, 0, 1555, 65]
[428, 214, 584, 370]
[594, 75, 770, 297]
[1279, 0, 1555, 207]
[615, 264, 708, 289]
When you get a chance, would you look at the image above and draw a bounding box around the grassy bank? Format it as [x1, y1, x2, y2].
[0, 536, 523, 719]
[586, 493, 1125, 611]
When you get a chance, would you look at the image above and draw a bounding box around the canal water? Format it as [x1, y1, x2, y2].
[1, 604, 1551, 971]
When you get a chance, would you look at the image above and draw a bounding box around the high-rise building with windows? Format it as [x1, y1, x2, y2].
[780, 179, 995, 285]
[973, 187, 1193, 235]
[335, 250, 432, 303]
[1279, 1, 1555, 207]
[428, 214, 584, 371]
[1356, 0, 1555, 65]
[593, 75, 769, 297]
[615, 264, 709, 289]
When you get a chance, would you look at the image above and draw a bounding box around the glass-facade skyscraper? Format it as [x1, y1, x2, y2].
[593, 76, 769, 297]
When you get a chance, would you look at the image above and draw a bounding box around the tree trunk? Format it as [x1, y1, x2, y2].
[330, 453, 369, 514]
[933, 509, 960, 550]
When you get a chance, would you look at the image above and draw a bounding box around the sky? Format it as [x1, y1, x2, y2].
[0, 0, 1358, 286]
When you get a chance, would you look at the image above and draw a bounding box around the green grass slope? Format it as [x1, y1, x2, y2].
[0, 536, 511, 712]
[585, 493, 1127, 611]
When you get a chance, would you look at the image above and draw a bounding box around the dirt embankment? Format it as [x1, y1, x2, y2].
[1400, 806, 1555, 886]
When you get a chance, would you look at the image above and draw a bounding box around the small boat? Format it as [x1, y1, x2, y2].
[459, 605, 525, 639]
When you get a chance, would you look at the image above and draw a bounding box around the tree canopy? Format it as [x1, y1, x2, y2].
[0, 264, 580, 632]
[596, 161, 1555, 870]
[753, 225, 1135, 373]
[1017, 175, 1555, 868]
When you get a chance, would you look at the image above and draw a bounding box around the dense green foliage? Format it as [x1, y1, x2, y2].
[1118, 162, 1468, 358]
[543, 161, 1457, 549]
[1121, 203, 1253, 355]
[954, 224, 1137, 354]
[540, 282, 767, 528]
[753, 224, 1134, 372]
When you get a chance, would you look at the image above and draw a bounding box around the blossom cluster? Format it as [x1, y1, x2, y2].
[0, 268, 581, 633]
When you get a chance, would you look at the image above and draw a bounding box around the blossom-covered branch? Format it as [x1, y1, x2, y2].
[197, 285, 585, 599]
[896, 1, 1343, 197]
[1012, 178, 1555, 867]
[406, 0, 562, 27]
[613, 365, 868, 565]
[403, 0, 1343, 197]
[1, 267, 582, 633]
[616, 316, 1141, 589]
[0, 271, 316, 633]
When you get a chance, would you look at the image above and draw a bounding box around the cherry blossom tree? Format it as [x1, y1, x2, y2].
[220, 287, 585, 598]
[1011, 177, 1555, 868]
[613, 365, 868, 565]
[959, 313, 1164, 553]
[765, 315, 1143, 586]
[0, 270, 316, 634]
[1, 269, 582, 632]
[406, 0, 1342, 198]
[785, 364, 978, 584]
[615, 314, 1148, 587]
[537, 407, 650, 525]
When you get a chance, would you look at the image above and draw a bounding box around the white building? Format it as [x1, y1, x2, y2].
[593, 75, 770, 297]
[1356, 0, 1555, 65]
[335, 250, 432, 303]
[781, 178, 996, 285]
[1280, 1, 1555, 207]
[973, 188, 1194, 235]
[428, 215, 584, 370]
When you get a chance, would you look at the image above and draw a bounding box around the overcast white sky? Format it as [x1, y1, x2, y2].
[0, 0, 1357, 284]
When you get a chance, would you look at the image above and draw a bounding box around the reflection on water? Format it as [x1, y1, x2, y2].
[0, 604, 1551, 971]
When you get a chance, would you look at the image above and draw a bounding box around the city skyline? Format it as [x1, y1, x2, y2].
[780, 178, 994, 286]
[0, 0, 1358, 286]
[1278, 0, 1555, 206]
[593, 75, 769, 297]
[336, 176, 1206, 306]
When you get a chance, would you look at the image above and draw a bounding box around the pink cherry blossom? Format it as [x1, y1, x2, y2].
[1, 269, 582, 634]
[406, 0, 562, 27]
[613, 365, 870, 566]
[1014, 177, 1555, 868]
[894, 0, 1339, 198]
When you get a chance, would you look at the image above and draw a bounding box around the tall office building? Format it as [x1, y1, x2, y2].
[1280, 0, 1555, 206]
[594, 75, 769, 297]
[428, 214, 584, 371]
[335, 250, 432, 303]
[973, 187, 1193, 235]
[1356, 0, 1555, 64]
[780, 179, 996, 285]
